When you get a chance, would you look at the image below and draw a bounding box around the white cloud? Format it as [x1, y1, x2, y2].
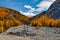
[20, 11, 36, 17]
[20, 0, 56, 17]
[20, 5, 36, 17]
[24, 5, 32, 9]
[36, 0, 56, 12]
[24, 5, 35, 12]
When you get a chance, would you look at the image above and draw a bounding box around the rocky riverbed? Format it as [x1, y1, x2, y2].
[0, 25, 60, 40]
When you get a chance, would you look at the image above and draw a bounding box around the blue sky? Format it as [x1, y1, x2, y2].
[0, 0, 55, 17]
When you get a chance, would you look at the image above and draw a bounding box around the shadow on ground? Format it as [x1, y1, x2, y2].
[7, 31, 38, 37]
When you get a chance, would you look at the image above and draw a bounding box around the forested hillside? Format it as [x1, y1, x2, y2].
[0, 7, 29, 33]
[29, 15, 60, 27]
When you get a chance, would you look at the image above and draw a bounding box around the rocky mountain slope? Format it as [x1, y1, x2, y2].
[30, 0, 60, 20]
[29, 0, 60, 20]
[28, 0, 60, 27]
[47, 0, 60, 19]
[29, 11, 47, 21]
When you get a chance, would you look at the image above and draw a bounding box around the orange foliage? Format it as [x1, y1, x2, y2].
[30, 20, 42, 27]
[0, 7, 30, 33]
[0, 21, 4, 32]
[29, 15, 60, 28]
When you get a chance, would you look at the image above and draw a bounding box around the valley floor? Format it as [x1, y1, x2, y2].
[0, 25, 60, 40]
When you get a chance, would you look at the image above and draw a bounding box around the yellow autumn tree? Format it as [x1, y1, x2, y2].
[0, 21, 5, 33]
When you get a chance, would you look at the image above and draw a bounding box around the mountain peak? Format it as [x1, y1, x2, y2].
[47, 0, 60, 19]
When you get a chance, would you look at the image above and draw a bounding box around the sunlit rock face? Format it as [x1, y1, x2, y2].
[47, 0, 60, 19]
